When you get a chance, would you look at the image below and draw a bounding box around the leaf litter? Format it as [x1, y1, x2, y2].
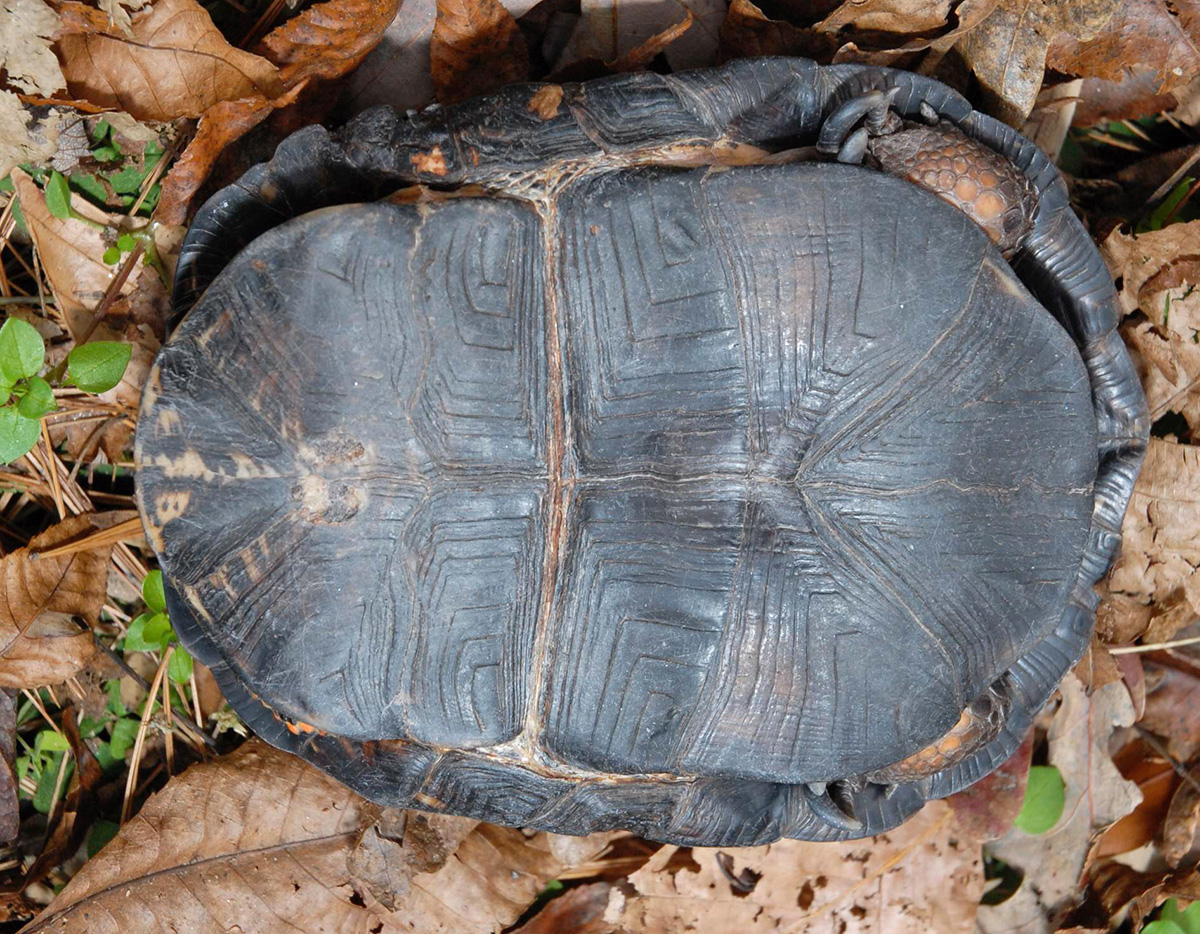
[0, 0, 1198, 931]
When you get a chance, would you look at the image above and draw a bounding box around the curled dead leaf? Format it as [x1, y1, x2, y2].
[56, 0, 285, 121]
[254, 0, 404, 87]
[0, 513, 127, 689]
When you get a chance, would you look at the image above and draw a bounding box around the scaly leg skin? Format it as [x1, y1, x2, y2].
[817, 87, 1037, 256]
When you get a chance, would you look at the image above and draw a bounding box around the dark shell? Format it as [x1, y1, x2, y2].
[135, 59, 1148, 845]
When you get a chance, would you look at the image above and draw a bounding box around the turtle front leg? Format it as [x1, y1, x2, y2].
[817, 87, 1037, 256]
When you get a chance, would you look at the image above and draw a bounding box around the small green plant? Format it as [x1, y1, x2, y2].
[1143, 898, 1200, 934]
[125, 570, 194, 685]
[15, 726, 74, 815]
[1014, 764, 1066, 834]
[0, 317, 131, 463]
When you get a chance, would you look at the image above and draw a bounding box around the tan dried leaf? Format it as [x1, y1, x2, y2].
[0, 90, 60, 179]
[1109, 440, 1200, 617]
[1047, 0, 1200, 96]
[958, 0, 1121, 125]
[431, 0, 530, 104]
[978, 674, 1141, 933]
[0, 0, 66, 96]
[0, 514, 118, 689]
[607, 801, 982, 933]
[24, 739, 611, 932]
[1104, 219, 1200, 426]
[56, 0, 284, 121]
[818, 0, 952, 35]
[96, 0, 149, 34]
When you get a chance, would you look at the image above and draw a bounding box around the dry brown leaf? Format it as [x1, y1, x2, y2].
[1091, 862, 1200, 931]
[1047, 0, 1200, 96]
[957, 0, 1121, 125]
[432, 0, 531, 104]
[1109, 440, 1200, 622]
[1142, 659, 1200, 761]
[0, 90, 61, 179]
[978, 674, 1141, 933]
[947, 730, 1033, 842]
[1095, 745, 1176, 857]
[96, 0, 149, 34]
[515, 882, 614, 934]
[1105, 219, 1200, 426]
[720, 0, 833, 60]
[23, 739, 616, 932]
[155, 85, 304, 226]
[254, 0, 404, 87]
[0, 514, 120, 689]
[56, 0, 284, 121]
[1163, 765, 1200, 864]
[1, 0, 66, 96]
[818, 0, 952, 35]
[607, 800, 982, 932]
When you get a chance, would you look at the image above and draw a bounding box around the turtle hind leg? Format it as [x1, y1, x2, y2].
[814, 84, 1037, 256]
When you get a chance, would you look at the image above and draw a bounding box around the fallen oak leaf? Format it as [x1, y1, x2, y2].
[957, 0, 1121, 125]
[432, 0, 531, 104]
[20, 739, 615, 933]
[0, 89, 61, 179]
[1090, 862, 1200, 931]
[1162, 764, 1200, 865]
[0, 513, 122, 689]
[1047, 0, 1200, 97]
[55, 0, 285, 121]
[978, 674, 1141, 933]
[607, 801, 981, 933]
[1, 0, 67, 96]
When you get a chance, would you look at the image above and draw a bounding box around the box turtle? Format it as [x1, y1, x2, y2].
[135, 58, 1149, 844]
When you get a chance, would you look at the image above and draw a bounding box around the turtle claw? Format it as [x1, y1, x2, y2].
[802, 781, 863, 832]
[919, 101, 939, 125]
[817, 87, 902, 157]
[836, 126, 870, 164]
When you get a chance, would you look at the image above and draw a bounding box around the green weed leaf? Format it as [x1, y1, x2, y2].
[34, 729, 69, 754]
[16, 376, 56, 419]
[44, 170, 72, 219]
[1015, 765, 1065, 834]
[102, 246, 120, 265]
[168, 645, 193, 684]
[67, 341, 131, 393]
[1141, 922, 1186, 934]
[1158, 899, 1200, 934]
[0, 406, 41, 463]
[0, 317, 45, 382]
[108, 718, 140, 760]
[143, 569, 166, 613]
